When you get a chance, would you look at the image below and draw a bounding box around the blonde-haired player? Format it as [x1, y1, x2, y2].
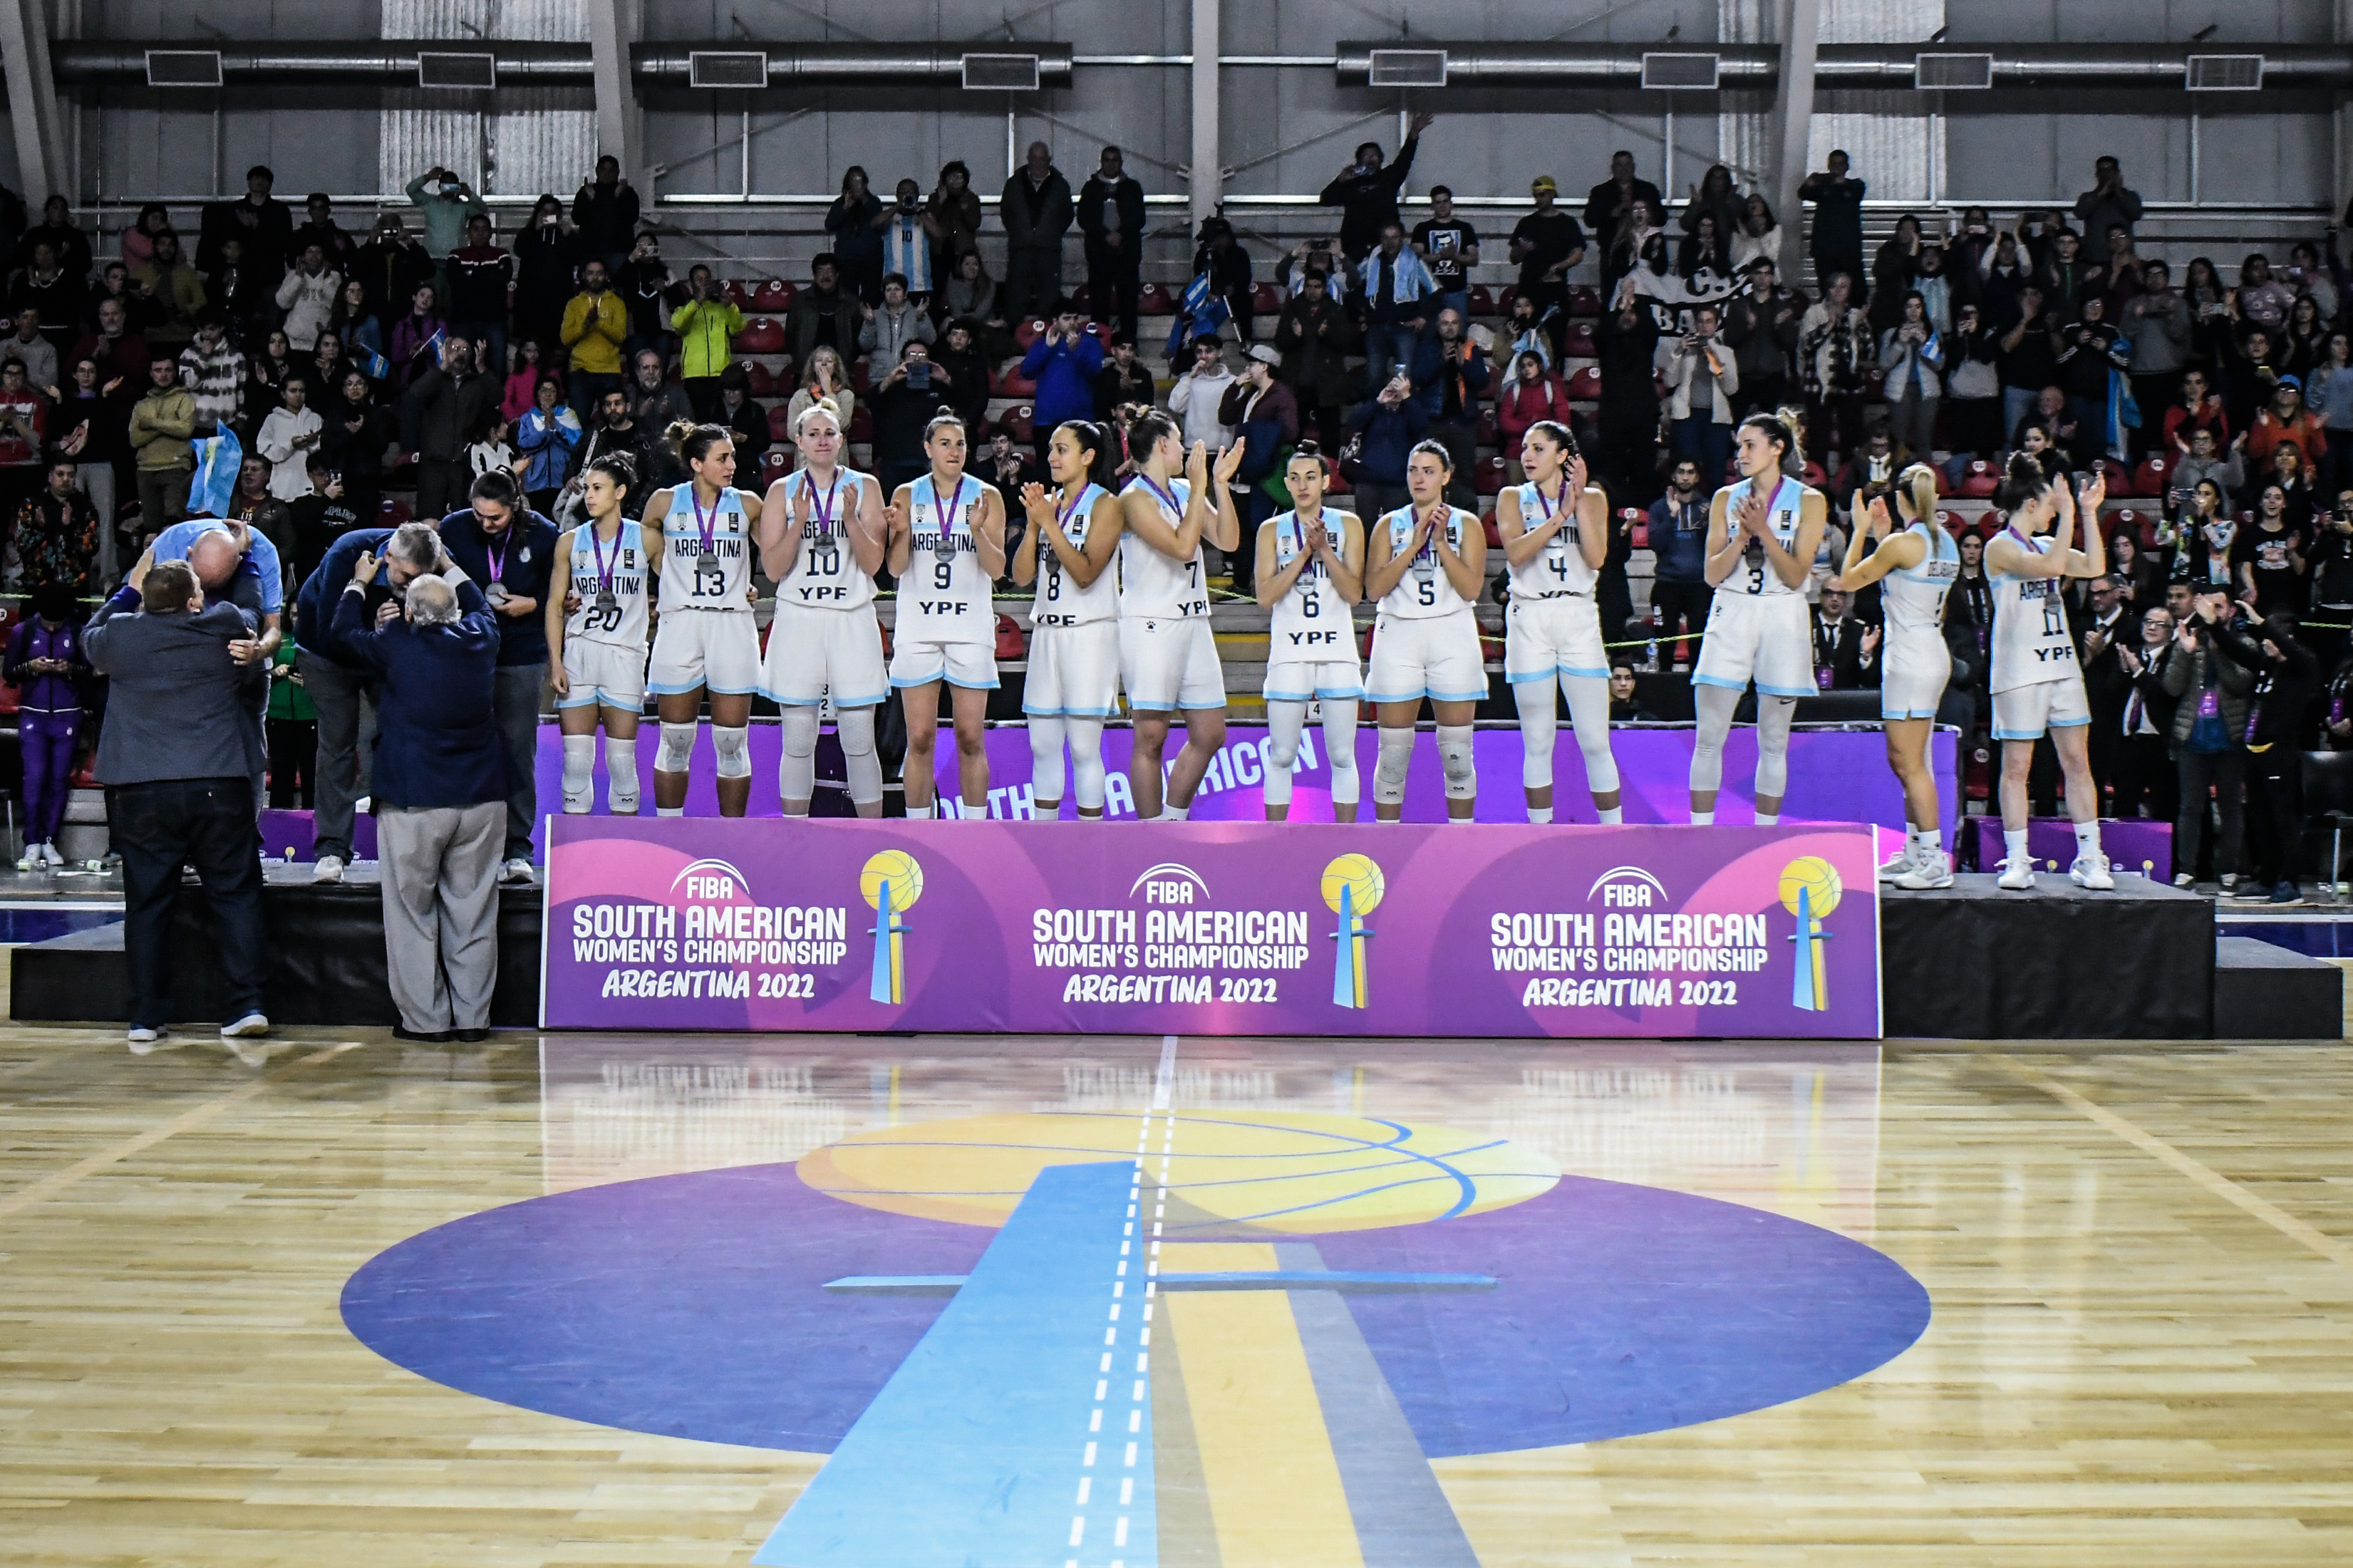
[1012, 420, 1124, 819]
[1496, 419, 1620, 824]
[756, 398, 888, 816]
[546, 451, 653, 814]
[1254, 445, 1364, 821]
[1362, 440, 1489, 821]
[886, 410, 1008, 819]
[644, 421, 759, 816]
[1689, 410, 1827, 824]
[1834, 462, 1960, 887]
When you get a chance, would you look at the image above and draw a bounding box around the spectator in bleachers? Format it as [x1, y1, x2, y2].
[1996, 284, 2056, 442]
[1810, 587, 1878, 690]
[560, 259, 629, 415]
[1912, 244, 1955, 335]
[2078, 575, 2135, 797]
[197, 165, 291, 281]
[515, 375, 582, 515]
[931, 319, 992, 435]
[511, 195, 577, 358]
[177, 312, 245, 442]
[1511, 177, 1586, 355]
[1878, 292, 1943, 457]
[2099, 226, 2146, 306]
[1093, 333, 1155, 424]
[129, 354, 195, 529]
[6, 240, 80, 355]
[572, 157, 640, 280]
[2109, 528, 2165, 613]
[128, 229, 203, 350]
[1940, 303, 2000, 462]
[1593, 292, 1662, 498]
[2235, 482, 2307, 617]
[879, 178, 939, 301]
[626, 347, 692, 435]
[938, 249, 1006, 353]
[1321, 115, 1430, 265]
[56, 356, 125, 548]
[858, 274, 936, 385]
[291, 193, 358, 272]
[1410, 308, 1488, 509]
[266, 619, 314, 810]
[2121, 261, 2191, 454]
[714, 365, 767, 458]
[289, 454, 361, 586]
[204, 236, 275, 344]
[14, 458, 99, 596]
[2035, 228, 2096, 316]
[614, 230, 674, 367]
[403, 166, 487, 296]
[786, 254, 861, 384]
[824, 166, 886, 307]
[388, 283, 448, 391]
[1341, 367, 1426, 522]
[1079, 146, 1147, 341]
[1191, 218, 1255, 344]
[1799, 151, 1868, 302]
[1868, 214, 1923, 333]
[572, 388, 658, 504]
[1355, 224, 1434, 398]
[2247, 375, 2327, 474]
[977, 427, 1033, 518]
[20, 195, 88, 283]
[8, 577, 88, 868]
[786, 347, 855, 468]
[330, 279, 384, 379]
[1168, 334, 1236, 453]
[1020, 301, 1105, 464]
[255, 375, 323, 502]
[248, 328, 295, 415]
[1678, 213, 1732, 285]
[1001, 142, 1075, 323]
[1275, 236, 1349, 304]
[72, 295, 149, 393]
[1679, 165, 1741, 247]
[2218, 323, 2285, 436]
[1583, 150, 1662, 286]
[2111, 603, 2179, 822]
[447, 214, 514, 380]
[1722, 257, 1801, 418]
[2282, 294, 2329, 380]
[1272, 271, 1355, 452]
[1412, 185, 1479, 326]
[321, 368, 391, 524]
[2073, 156, 2142, 244]
[1606, 200, 1669, 296]
[671, 265, 740, 422]
[1647, 458, 1712, 665]
[5, 305, 56, 393]
[435, 470, 557, 883]
[1495, 348, 1568, 478]
[1799, 273, 1872, 462]
[120, 202, 171, 273]
[1730, 194, 1781, 277]
[2287, 240, 2337, 318]
[2213, 606, 2316, 904]
[403, 337, 496, 521]
[500, 338, 543, 423]
[1220, 345, 1300, 585]
[1662, 303, 1739, 489]
[2307, 333, 2353, 498]
[865, 341, 944, 494]
[2309, 494, 2353, 675]
[2234, 253, 2295, 333]
[926, 161, 984, 282]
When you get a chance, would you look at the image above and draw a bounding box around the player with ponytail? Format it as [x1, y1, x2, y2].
[643, 420, 759, 816]
[1495, 419, 1620, 824]
[1012, 420, 1124, 819]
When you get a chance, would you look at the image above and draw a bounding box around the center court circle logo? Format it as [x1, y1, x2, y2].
[342, 1109, 1928, 1567]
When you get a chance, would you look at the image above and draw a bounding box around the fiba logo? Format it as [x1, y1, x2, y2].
[1321, 853, 1384, 1008]
[859, 850, 924, 1004]
[671, 856, 753, 901]
[1779, 856, 1842, 1011]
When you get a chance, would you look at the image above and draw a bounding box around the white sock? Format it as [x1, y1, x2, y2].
[2005, 827, 2028, 863]
[907, 800, 935, 819]
[1690, 808, 1715, 826]
[1161, 804, 1189, 821]
[1597, 806, 1623, 824]
[1526, 805, 1553, 824]
[1910, 826, 1940, 853]
[606, 737, 639, 813]
[2075, 819, 2101, 856]
[656, 805, 684, 817]
[1754, 811, 1779, 826]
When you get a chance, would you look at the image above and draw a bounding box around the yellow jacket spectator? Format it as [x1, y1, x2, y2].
[560, 262, 629, 378]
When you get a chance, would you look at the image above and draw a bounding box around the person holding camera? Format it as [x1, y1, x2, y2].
[1018, 299, 1104, 469]
[857, 273, 937, 388]
[1663, 303, 1740, 490]
[2210, 598, 2317, 904]
[2158, 589, 2255, 887]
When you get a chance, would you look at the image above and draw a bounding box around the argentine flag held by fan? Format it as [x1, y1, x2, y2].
[187, 423, 242, 520]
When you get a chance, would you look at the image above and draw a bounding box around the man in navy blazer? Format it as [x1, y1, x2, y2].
[331, 521, 507, 1042]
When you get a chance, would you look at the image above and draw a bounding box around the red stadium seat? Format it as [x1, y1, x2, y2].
[995, 614, 1028, 660]
[1139, 281, 1172, 314]
[1958, 457, 1998, 498]
[995, 363, 1038, 397]
[1476, 455, 1508, 495]
[767, 404, 795, 445]
[1468, 285, 1496, 316]
[847, 404, 874, 442]
[1252, 281, 1281, 314]
[1561, 320, 1597, 357]
[2091, 455, 2134, 496]
[744, 361, 775, 397]
[1015, 316, 1046, 350]
[851, 359, 871, 393]
[1003, 403, 1035, 442]
[759, 449, 792, 490]
[1480, 508, 1503, 549]
[1070, 284, 1090, 311]
[1476, 407, 1499, 445]
[377, 497, 412, 529]
[1566, 365, 1602, 399]
[2108, 507, 2148, 545]
[1496, 285, 1519, 315]
[1324, 460, 1351, 494]
[1566, 284, 1603, 316]
[1802, 461, 1829, 488]
[722, 279, 751, 309]
[734, 317, 785, 354]
[750, 278, 795, 312]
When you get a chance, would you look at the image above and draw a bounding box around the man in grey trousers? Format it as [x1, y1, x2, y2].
[330, 523, 507, 1043]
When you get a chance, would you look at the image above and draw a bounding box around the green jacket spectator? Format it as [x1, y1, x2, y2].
[130, 377, 197, 474]
[671, 294, 743, 380]
[403, 167, 490, 261]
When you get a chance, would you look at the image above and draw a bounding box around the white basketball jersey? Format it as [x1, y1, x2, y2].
[1268, 509, 1356, 657]
[1719, 474, 1806, 598]
[1029, 482, 1118, 628]
[899, 473, 994, 644]
[1989, 527, 2079, 693]
[1119, 475, 1211, 621]
[656, 484, 755, 614]
[774, 466, 877, 612]
[564, 519, 650, 649]
[1379, 505, 1477, 621]
[1506, 479, 1598, 601]
[1883, 519, 1960, 641]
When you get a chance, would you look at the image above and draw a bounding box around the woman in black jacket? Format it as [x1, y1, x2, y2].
[2214, 606, 2320, 903]
[510, 194, 579, 363]
[319, 367, 391, 524]
[930, 318, 995, 433]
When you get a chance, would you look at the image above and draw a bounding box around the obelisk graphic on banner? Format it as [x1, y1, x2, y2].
[1779, 855, 1841, 1012]
[1323, 853, 1384, 1009]
[860, 851, 924, 1004]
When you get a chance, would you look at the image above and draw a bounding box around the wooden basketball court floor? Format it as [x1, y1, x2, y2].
[3, 1022, 2351, 1567]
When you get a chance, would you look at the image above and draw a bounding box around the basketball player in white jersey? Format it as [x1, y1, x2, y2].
[1253, 445, 1364, 822]
[1118, 410, 1244, 820]
[756, 399, 888, 817]
[643, 422, 759, 816]
[1496, 420, 1621, 824]
[1834, 463, 1960, 887]
[886, 410, 1007, 819]
[1984, 452, 2112, 890]
[1013, 420, 1124, 819]
[1689, 412, 1826, 825]
[546, 452, 652, 815]
[1362, 440, 1489, 822]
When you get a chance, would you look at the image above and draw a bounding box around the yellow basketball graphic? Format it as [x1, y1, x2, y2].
[800, 1110, 1558, 1232]
[859, 849, 924, 912]
[1321, 853, 1386, 915]
[1778, 855, 1843, 919]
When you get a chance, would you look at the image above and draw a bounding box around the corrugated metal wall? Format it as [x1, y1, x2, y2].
[378, 0, 596, 204]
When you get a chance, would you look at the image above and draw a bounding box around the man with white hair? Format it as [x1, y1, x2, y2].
[330, 522, 505, 1044]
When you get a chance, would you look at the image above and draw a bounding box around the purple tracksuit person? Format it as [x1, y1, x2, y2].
[7, 582, 90, 863]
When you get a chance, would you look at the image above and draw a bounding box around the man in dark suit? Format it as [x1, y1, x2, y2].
[330, 521, 507, 1043]
[436, 471, 559, 883]
[1811, 587, 1881, 690]
[2077, 574, 2134, 802]
[86, 559, 270, 1049]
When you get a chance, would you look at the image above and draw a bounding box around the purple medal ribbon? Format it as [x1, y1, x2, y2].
[1134, 473, 1183, 517]
[587, 522, 619, 598]
[806, 470, 840, 538]
[691, 487, 722, 554]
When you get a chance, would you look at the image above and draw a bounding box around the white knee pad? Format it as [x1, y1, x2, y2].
[1264, 702, 1306, 809]
[604, 737, 639, 812]
[836, 707, 882, 806]
[1374, 727, 1415, 806]
[1323, 700, 1361, 805]
[561, 734, 594, 813]
[1755, 696, 1796, 799]
[778, 707, 820, 807]
[1065, 718, 1107, 811]
[1563, 675, 1620, 796]
[712, 725, 751, 779]
[1514, 682, 1557, 790]
[1690, 684, 1739, 795]
[656, 722, 699, 776]
[1029, 717, 1068, 807]
[1437, 724, 1477, 801]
